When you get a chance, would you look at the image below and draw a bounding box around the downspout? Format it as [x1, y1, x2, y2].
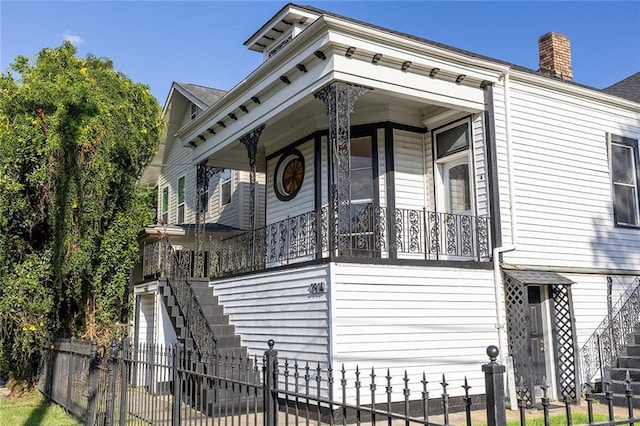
[491, 70, 518, 407]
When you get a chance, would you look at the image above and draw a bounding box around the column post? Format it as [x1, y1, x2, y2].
[313, 82, 369, 253]
[483, 345, 507, 426]
[240, 124, 265, 232]
[195, 160, 223, 278]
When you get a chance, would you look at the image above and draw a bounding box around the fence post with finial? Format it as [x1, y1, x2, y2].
[263, 339, 278, 426]
[483, 345, 506, 426]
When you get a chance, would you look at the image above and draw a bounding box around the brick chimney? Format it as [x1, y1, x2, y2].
[538, 32, 573, 81]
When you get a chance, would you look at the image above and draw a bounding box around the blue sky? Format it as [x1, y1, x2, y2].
[2, 1, 639, 104]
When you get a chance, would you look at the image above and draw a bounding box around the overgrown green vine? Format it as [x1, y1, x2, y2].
[0, 42, 163, 384]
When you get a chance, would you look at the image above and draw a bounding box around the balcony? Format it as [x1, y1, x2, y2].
[210, 204, 491, 278]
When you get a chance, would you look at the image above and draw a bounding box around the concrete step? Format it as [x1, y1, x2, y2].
[607, 379, 640, 395]
[594, 393, 640, 409]
[192, 286, 214, 298]
[205, 314, 230, 326]
[209, 324, 236, 337]
[619, 356, 640, 369]
[199, 304, 225, 317]
[610, 368, 640, 381]
[624, 345, 640, 357]
[215, 335, 242, 348]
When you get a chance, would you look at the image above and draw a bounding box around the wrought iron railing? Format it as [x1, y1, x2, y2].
[580, 277, 640, 384]
[142, 240, 163, 279]
[161, 234, 217, 360]
[210, 204, 491, 277]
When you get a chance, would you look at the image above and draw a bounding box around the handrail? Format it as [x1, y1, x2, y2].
[210, 204, 491, 277]
[579, 277, 640, 384]
[160, 234, 217, 361]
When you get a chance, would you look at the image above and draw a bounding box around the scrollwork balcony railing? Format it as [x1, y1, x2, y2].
[210, 205, 491, 278]
[579, 277, 640, 385]
[142, 240, 163, 279]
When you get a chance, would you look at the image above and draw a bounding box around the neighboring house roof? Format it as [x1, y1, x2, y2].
[140, 82, 227, 188]
[602, 72, 640, 103]
[175, 82, 227, 108]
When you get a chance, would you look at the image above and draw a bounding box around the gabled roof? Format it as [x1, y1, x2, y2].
[139, 82, 227, 188]
[602, 72, 640, 103]
[175, 82, 227, 108]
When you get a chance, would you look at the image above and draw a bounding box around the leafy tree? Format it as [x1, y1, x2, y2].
[0, 42, 163, 384]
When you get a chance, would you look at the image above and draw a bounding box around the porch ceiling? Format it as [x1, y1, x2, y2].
[197, 88, 455, 172]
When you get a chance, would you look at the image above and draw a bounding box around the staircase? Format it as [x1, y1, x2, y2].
[596, 329, 640, 407]
[159, 277, 247, 359]
[579, 277, 640, 407]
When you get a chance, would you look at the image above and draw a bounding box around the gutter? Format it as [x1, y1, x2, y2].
[491, 71, 518, 407]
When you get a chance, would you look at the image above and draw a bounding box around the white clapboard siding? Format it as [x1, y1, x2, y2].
[266, 139, 316, 225]
[495, 78, 640, 270]
[472, 114, 489, 217]
[159, 136, 250, 229]
[491, 84, 514, 245]
[570, 274, 637, 349]
[211, 264, 330, 365]
[158, 139, 193, 225]
[393, 129, 426, 210]
[331, 263, 497, 401]
[137, 294, 155, 345]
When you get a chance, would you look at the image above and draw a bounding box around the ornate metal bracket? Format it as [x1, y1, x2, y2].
[195, 160, 223, 278]
[240, 124, 265, 232]
[314, 82, 370, 250]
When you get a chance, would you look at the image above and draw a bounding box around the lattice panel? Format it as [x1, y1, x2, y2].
[551, 285, 578, 401]
[503, 274, 532, 405]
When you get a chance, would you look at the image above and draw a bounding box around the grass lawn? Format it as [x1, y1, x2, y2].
[0, 389, 82, 426]
[475, 412, 612, 426]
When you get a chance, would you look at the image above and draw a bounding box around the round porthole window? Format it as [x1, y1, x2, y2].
[274, 149, 305, 201]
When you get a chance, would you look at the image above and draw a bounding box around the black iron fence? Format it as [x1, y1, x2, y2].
[39, 339, 640, 426]
[210, 205, 491, 277]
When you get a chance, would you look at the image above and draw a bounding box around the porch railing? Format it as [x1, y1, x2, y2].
[579, 277, 640, 384]
[142, 240, 163, 279]
[210, 204, 491, 277]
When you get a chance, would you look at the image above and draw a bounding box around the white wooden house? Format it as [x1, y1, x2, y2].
[133, 4, 640, 407]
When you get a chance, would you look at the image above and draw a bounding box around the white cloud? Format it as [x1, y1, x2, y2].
[63, 31, 86, 46]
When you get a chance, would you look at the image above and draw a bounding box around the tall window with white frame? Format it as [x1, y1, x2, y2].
[346, 136, 374, 256]
[190, 104, 199, 121]
[433, 118, 473, 216]
[611, 134, 640, 227]
[220, 169, 232, 206]
[177, 176, 186, 224]
[161, 186, 169, 224]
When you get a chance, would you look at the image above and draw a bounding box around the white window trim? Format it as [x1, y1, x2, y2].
[161, 186, 169, 224]
[433, 117, 476, 215]
[190, 104, 198, 121]
[220, 169, 232, 207]
[177, 176, 186, 224]
[609, 133, 640, 228]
